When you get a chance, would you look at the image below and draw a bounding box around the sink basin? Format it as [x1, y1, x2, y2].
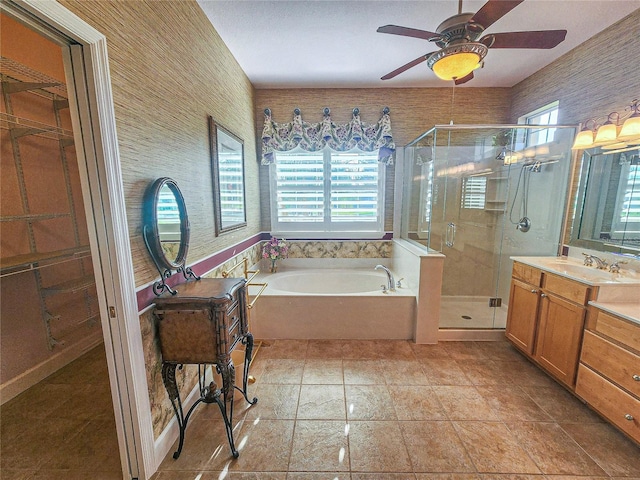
[542, 260, 640, 284]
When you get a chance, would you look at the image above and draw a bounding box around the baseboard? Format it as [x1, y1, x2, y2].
[438, 328, 507, 341]
[0, 332, 103, 404]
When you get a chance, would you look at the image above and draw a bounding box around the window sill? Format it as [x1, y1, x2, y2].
[269, 231, 391, 240]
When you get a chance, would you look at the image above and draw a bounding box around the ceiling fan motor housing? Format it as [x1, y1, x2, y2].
[433, 13, 485, 47]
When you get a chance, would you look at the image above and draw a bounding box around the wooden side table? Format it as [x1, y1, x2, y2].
[153, 277, 258, 458]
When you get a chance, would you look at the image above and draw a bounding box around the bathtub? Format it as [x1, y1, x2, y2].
[248, 259, 417, 340]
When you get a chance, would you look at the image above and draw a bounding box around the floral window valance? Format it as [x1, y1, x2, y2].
[261, 107, 396, 166]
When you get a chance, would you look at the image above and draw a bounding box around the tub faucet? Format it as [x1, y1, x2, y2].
[375, 265, 395, 292]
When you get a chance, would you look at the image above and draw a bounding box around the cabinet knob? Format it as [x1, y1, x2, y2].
[540, 293, 547, 298]
[530, 289, 538, 294]
[633, 374, 640, 382]
[624, 414, 634, 421]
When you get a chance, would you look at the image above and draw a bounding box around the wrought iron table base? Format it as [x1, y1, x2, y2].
[161, 334, 258, 459]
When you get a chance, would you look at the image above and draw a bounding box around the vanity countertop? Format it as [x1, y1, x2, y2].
[510, 256, 640, 287]
[588, 301, 640, 326]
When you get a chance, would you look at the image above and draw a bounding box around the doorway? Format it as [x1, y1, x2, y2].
[1, 2, 153, 478]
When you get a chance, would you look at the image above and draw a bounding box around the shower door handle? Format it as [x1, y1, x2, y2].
[446, 222, 456, 247]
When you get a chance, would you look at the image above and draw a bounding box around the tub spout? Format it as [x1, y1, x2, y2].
[375, 265, 395, 292]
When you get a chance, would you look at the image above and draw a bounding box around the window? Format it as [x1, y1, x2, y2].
[461, 176, 487, 209]
[522, 101, 559, 147]
[270, 148, 384, 234]
[613, 158, 640, 232]
[417, 161, 434, 237]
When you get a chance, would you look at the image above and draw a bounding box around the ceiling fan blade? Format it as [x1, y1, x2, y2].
[470, 0, 524, 29]
[483, 30, 567, 49]
[377, 25, 439, 41]
[454, 72, 474, 85]
[381, 54, 430, 80]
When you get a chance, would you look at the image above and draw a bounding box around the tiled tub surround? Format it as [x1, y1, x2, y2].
[250, 239, 444, 343]
[249, 258, 416, 340]
[284, 240, 392, 259]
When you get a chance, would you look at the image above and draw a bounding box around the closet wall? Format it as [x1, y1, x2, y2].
[0, 14, 101, 401]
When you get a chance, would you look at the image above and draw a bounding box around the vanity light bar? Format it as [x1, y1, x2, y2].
[572, 98, 640, 150]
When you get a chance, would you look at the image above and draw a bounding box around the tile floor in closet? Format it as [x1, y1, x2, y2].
[0, 344, 121, 479]
[152, 339, 640, 479]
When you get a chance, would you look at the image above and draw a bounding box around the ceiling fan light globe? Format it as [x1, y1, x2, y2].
[432, 52, 481, 80]
[427, 43, 488, 81]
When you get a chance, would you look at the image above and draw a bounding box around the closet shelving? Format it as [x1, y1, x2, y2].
[1, 56, 98, 350]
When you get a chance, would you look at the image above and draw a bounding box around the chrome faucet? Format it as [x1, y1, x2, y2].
[591, 255, 609, 270]
[375, 265, 395, 292]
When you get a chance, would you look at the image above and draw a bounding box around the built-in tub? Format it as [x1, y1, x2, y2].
[248, 259, 416, 340]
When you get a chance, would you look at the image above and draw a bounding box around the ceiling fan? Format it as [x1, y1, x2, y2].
[378, 0, 567, 85]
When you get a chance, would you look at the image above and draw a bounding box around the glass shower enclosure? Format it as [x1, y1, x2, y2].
[402, 124, 576, 329]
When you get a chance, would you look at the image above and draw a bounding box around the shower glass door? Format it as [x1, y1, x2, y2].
[429, 127, 511, 329]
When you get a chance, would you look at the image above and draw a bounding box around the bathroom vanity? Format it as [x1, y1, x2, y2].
[506, 256, 640, 444]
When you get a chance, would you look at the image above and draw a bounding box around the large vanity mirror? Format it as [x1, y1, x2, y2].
[570, 147, 640, 254]
[209, 116, 247, 236]
[143, 177, 198, 295]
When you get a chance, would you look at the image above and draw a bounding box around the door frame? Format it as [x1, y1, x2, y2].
[6, 1, 155, 478]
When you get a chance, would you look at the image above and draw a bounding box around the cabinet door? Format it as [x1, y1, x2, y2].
[534, 293, 585, 387]
[505, 278, 540, 355]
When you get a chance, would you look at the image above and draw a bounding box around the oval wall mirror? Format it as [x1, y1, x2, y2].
[143, 177, 197, 295]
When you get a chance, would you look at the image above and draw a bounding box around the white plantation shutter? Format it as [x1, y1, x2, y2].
[218, 150, 245, 225]
[274, 152, 325, 223]
[461, 176, 487, 209]
[271, 149, 384, 233]
[330, 151, 379, 223]
[615, 163, 640, 229]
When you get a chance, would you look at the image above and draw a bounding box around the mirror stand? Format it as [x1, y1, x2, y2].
[143, 224, 200, 295]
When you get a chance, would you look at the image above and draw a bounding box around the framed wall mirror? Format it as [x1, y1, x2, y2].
[570, 147, 640, 254]
[209, 116, 247, 236]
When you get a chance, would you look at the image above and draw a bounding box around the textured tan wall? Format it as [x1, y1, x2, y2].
[510, 9, 640, 244]
[58, 0, 260, 287]
[255, 88, 512, 231]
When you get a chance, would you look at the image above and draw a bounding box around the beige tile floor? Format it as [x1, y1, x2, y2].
[3, 340, 639, 479]
[0, 344, 122, 480]
[153, 339, 640, 479]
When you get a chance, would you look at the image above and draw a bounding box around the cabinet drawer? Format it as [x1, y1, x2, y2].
[228, 318, 241, 350]
[542, 273, 591, 305]
[576, 364, 640, 444]
[581, 330, 640, 397]
[591, 310, 640, 353]
[513, 262, 542, 286]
